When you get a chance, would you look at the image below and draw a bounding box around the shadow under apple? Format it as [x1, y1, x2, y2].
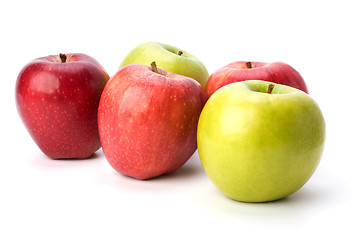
[30, 149, 104, 170]
[196, 169, 349, 226]
[99, 151, 207, 194]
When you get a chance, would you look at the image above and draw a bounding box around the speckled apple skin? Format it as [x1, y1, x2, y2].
[98, 64, 206, 180]
[16, 53, 109, 159]
[205, 61, 308, 98]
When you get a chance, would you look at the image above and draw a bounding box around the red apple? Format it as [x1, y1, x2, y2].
[98, 62, 206, 180]
[205, 61, 308, 97]
[16, 53, 110, 159]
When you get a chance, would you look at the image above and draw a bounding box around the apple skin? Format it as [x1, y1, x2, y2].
[98, 63, 207, 180]
[16, 53, 110, 159]
[119, 41, 209, 88]
[205, 61, 308, 97]
[197, 80, 325, 202]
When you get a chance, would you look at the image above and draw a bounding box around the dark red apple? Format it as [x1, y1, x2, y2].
[205, 61, 308, 97]
[98, 62, 206, 180]
[16, 53, 109, 159]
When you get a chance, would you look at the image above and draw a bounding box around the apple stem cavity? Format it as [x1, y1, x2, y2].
[151, 61, 159, 74]
[246, 62, 252, 69]
[59, 53, 67, 63]
[267, 84, 275, 94]
[178, 50, 183, 56]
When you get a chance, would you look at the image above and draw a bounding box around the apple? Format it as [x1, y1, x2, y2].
[119, 41, 209, 88]
[197, 80, 325, 202]
[205, 61, 308, 97]
[16, 53, 110, 159]
[98, 62, 206, 180]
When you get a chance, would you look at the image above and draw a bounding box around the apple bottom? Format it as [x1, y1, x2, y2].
[212, 157, 321, 203]
[105, 139, 197, 181]
[201, 140, 323, 203]
[29, 120, 101, 160]
[100, 115, 199, 180]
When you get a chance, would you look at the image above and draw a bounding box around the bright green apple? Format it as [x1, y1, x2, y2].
[119, 41, 209, 88]
[197, 80, 326, 202]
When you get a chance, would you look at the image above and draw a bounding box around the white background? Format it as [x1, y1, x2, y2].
[1, 0, 359, 239]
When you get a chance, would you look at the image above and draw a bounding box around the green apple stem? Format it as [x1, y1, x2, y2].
[267, 84, 275, 94]
[151, 61, 159, 74]
[178, 50, 183, 56]
[246, 62, 252, 69]
[59, 53, 67, 63]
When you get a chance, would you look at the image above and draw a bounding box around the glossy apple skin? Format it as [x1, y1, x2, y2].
[120, 41, 209, 88]
[205, 61, 308, 97]
[98, 64, 206, 180]
[198, 80, 325, 202]
[16, 53, 109, 159]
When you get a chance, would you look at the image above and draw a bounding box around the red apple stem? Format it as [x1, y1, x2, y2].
[267, 84, 275, 94]
[178, 50, 183, 56]
[246, 62, 252, 69]
[59, 53, 67, 63]
[151, 61, 159, 74]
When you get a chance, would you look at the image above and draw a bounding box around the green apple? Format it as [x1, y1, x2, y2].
[119, 41, 209, 88]
[197, 80, 326, 202]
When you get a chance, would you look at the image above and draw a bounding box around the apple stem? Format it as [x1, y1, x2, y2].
[246, 62, 252, 69]
[267, 84, 275, 94]
[151, 61, 159, 74]
[59, 53, 67, 63]
[178, 50, 183, 56]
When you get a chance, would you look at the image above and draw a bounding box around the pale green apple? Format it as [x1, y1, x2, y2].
[197, 80, 326, 202]
[119, 41, 209, 88]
